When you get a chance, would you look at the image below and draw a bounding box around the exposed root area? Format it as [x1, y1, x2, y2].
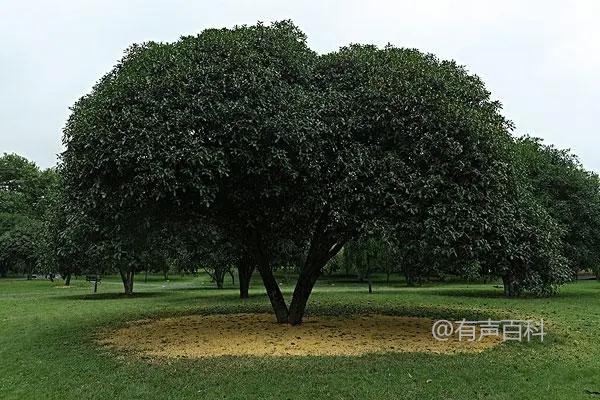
[98, 313, 501, 358]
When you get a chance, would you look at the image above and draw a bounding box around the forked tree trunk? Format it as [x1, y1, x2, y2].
[250, 210, 346, 325]
[287, 207, 348, 325]
[64, 272, 72, 286]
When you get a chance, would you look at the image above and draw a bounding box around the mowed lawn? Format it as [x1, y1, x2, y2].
[0, 275, 598, 400]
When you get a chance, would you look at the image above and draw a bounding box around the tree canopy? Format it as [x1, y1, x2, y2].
[515, 136, 600, 276]
[0, 153, 58, 278]
[60, 21, 576, 324]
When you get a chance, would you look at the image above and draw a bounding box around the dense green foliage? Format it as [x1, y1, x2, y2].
[0, 153, 57, 278]
[57, 21, 587, 324]
[515, 136, 600, 277]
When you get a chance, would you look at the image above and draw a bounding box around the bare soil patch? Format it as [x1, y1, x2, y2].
[98, 313, 501, 358]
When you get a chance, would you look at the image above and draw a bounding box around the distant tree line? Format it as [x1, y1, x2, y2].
[2, 21, 599, 324]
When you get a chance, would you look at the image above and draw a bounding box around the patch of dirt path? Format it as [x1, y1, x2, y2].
[98, 313, 501, 358]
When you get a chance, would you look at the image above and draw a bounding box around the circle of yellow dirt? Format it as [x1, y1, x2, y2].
[98, 313, 502, 358]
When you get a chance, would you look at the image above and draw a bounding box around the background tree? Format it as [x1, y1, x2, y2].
[0, 154, 46, 217]
[200, 242, 236, 290]
[236, 253, 256, 299]
[343, 237, 385, 293]
[484, 187, 571, 296]
[0, 154, 58, 278]
[514, 136, 600, 277]
[0, 219, 47, 279]
[46, 171, 91, 285]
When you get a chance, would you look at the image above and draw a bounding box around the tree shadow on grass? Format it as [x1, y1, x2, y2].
[430, 285, 600, 300]
[55, 292, 169, 301]
[165, 285, 238, 292]
[430, 287, 508, 299]
[156, 291, 506, 322]
[160, 291, 266, 305]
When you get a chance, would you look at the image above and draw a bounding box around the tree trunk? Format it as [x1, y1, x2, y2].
[126, 273, 134, 294]
[502, 273, 518, 297]
[238, 262, 255, 299]
[257, 264, 288, 323]
[288, 266, 321, 325]
[288, 248, 331, 325]
[404, 270, 415, 286]
[119, 269, 135, 295]
[64, 272, 72, 286]
[212, 266, 227, 289]
[288, 215, 346, 325]
[215, 273, 224, 289]
[368, 279, 373, 293]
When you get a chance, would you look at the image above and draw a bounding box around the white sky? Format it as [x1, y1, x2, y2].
[1, 0, 599, 171]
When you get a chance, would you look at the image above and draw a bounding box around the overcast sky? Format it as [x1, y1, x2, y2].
[1, 0, 599, 171]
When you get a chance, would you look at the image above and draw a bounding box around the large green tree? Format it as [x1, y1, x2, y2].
[61, 21, 561, 323]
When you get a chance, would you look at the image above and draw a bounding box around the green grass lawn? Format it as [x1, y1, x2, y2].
[0, 274, 598, 399]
